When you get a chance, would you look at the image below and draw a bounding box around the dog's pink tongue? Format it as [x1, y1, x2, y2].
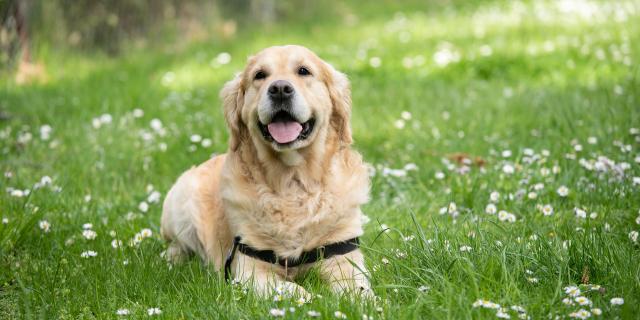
[267, 121, 302, 143]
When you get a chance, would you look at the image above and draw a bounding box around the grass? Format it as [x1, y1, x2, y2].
[1, 0, 640, 318]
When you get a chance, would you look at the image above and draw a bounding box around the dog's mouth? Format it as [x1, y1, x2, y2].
[258, 111, 315, 145]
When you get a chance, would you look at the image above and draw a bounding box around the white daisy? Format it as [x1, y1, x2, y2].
[116, 309, 130, 316]
[147, 191, 161, 203]
[147, 307, 162, 315]
[133, 108, 144, 118]
[557, 186, 570, 197]
[496, 308, 511, 319]
[569, 309, 591, 319]
[564, 286, 581, 297]
[140, 228, 153, 238]
[369, 57, 382, 68]
[82, 229, 97, 240]
[575, 296, 592, 306]
[502, 164, 515, 175]
[39, 220, 51, 233]
[81, 250, 97, 258]
[138, 201, 149, 213]
[111, 239, 123, 248]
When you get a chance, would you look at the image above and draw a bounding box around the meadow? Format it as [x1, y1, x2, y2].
[1, 1, 639, 319]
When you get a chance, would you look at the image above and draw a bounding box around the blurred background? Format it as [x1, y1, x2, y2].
[1, 1, 375, 70]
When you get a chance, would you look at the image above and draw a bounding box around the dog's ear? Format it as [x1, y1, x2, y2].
[220, 73, 246, 151]
[325, 64, 353, 145]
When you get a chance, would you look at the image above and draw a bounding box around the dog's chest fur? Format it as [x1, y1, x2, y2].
[221, 152, 369, 258]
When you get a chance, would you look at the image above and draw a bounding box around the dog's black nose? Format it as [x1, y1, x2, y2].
[268, 80, 294, 100]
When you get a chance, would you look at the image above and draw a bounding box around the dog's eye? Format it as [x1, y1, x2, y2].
[254, 71, 267, 80]
[297, 67, 311, 76]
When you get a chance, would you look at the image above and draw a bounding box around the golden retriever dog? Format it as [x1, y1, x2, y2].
[161, 45, 371, 297]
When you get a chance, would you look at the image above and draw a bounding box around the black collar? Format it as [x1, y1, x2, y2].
[224, 236, 360, 281]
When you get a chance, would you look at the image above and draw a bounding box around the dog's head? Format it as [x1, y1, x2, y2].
[221, 45, 352, 156]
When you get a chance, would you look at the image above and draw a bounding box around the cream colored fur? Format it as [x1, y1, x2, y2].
[161, 45, 371, 297]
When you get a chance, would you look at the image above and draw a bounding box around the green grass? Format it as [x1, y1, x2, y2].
[2, 0, 640, 318]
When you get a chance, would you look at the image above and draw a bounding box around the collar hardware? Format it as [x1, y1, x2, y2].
[224, 236, 360, 281]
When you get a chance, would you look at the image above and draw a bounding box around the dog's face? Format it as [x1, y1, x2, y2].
[221, 45, 352, 154]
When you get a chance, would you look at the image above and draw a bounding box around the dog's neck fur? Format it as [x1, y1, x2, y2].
[234, 127, 342, 193]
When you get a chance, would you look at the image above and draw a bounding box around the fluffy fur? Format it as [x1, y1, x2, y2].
[161, 45, 371, 297]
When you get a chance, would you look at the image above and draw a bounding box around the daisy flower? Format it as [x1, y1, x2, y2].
[610, 297, 624, 305]
[334, 311, 347, 319]
[39, 220, 51, 233]
[485, 203, 497, 214]
[575, 296, 592, 306]
[147, 191, 161, 203]
[569, 309, 591, 319]
[269, 308, 285, 317]
[111, 239, 123, 248]
[138, 201, 149, 213]
[116, 309, 130, 316]
[81, 251, 97, 258]
[82, 229, 97, 240]
[307, 310, 321, 317]
[564, 286, 581, 297]
[557, 186, 569, 197]
[498, 211, 516, 222]
[140, 228, 153, 238]
[511, 305, 526, 313]
[541, 204, 554, 216]
[496, 308, 510, 319]
[147, 307, 162, 315]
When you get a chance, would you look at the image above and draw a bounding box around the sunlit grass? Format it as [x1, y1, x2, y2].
[1, 0, 639, 319]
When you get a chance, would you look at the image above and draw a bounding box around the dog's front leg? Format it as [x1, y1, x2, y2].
[320, 249, 373, 298]
[232, 253, 309, 298]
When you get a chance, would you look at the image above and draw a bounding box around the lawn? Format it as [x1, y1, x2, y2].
[1, 0, 640, 319]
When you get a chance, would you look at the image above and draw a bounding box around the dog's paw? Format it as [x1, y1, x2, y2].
[272, 282, 311, 300]
[161, 243, 188, 264]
